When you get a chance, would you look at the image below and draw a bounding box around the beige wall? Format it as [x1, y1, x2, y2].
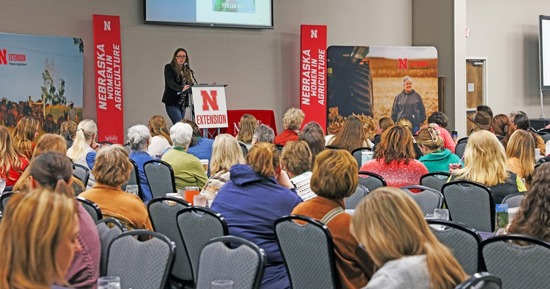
[0, 0, 412, 135]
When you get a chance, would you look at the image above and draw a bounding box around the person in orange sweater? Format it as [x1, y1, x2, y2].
[292, 149, 374, 289]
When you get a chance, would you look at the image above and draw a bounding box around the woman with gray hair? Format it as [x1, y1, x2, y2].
[161, 122, 208, 189]
[390, 76, 426, 133]
[127, 124, 154, 203]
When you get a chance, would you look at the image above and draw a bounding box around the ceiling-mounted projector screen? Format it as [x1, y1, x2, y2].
[144, 0, 273, 29]
[540, 15, 550, 89]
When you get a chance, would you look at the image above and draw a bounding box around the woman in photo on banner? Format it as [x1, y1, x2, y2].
[162, 48, 193, 125]
[391, 76, 426, 133]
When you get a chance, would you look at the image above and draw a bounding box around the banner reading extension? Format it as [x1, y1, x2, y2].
[327, 46, 438, 135]
[192, 85, 228, 129]
[300, 25, 327, 132]
[0, 32, 83, 130]
[93, 14, 124, 144]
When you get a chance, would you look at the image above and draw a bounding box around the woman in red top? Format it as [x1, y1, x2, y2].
[0, 126, 29, 186]
[360, 125, 428, 187]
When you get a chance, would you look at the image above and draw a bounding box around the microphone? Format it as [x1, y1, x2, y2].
[184, 62, 193, 72]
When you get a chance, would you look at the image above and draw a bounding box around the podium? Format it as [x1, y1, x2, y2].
[191, 84, 228, 138]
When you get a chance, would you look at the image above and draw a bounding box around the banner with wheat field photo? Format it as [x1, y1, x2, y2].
[0, 32, 84, 132]
[327, 46, 438, 137]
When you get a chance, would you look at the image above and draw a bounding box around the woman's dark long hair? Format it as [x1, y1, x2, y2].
[170, 48, 193, 84]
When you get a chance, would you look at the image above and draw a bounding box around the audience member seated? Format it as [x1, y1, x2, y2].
[211, 143, 301, 289]
[12, 116, 40, 159]
[450, 130, 526, 203]
[467, 111, 491, 135]
[59, 120, 78, 149]
[26, 152, 100, 288]
[396, 118, 422, 159]
[127, 125, 154, 203]
[161, 122, 207, 189]
[507, 163, 550, 242]
[200, 134, 245, 202]
[477, 104, 493, 118]
[280, 140, 315, 201]
[0, 186, 82, 289]
[292, 149, 374, 288]
[351, 187, 467, 289]
[298, 121, 326, 165]
[417, 124, 461, 173]
[236, 113, 258, 150]
[80, 145, 153, 230]
[372, 117, 394, 147]
[13, 134, 85, 195]
[506, 130, 535, 185]
[252, 124, 275, 145]
[274, 108, 305, 147]
[181, 119, 214, 168]
[0, 125, 29, 187]
[427, 111, 456, 153]
[361, 125, 428, 187]
[147, 115, 172, 159]
[506, 112, 545, 156]
[67, 119, 100, 187]
[327, 115, 373, 152]
[490, 114, 510, 141]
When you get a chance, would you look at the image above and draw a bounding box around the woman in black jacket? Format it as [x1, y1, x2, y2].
[162, 48, 193, 124]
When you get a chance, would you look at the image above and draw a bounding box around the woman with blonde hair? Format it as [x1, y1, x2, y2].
[0, 187, 82, 289]
[59, 120, 78, 149]
[417, 124, 461, 173]
[200, 133, 245, 201]
[506, 129, 535, 184]
[67, 119, 99, 187]
[292, 149, 374, 288]
[211, 142, 301, 289]
[351, 187, 467, 289]
[397, 117, 423, 158]
[12, 116, 41, 159]
[274, 107, 305, 146]
[451, 130, 526, 203]
[147, 115, 172, 159]
[0, 125, 29, 187]
[80, 145, 153, 230]
[236, 114, 258, 149]
[328, 115, 373, 152]
[361, 125, 428, 187]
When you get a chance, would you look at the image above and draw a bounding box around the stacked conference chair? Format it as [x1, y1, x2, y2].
[72, 163, 90, 188]
[420, 171, 451, 192]
[274, 215, 339, 289]
[442, 180, 495, 232]
[106, 230, 175, 289]
[344, 184, 368, 210]
[143, 159, 176, 199]
[96, 217, 126, 276]
[77, 197, 103, 222]
[401, 185, 443, 216]
[195, 236, 266, 289]
[357, 171, 387, 194]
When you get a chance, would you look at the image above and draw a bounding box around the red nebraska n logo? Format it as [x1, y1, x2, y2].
[398, 58, 408, 69]
[0, 49, 7, 65]
[201, 90, 219, 111]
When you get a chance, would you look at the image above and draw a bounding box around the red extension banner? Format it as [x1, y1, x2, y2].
[93, 14, 124, 144]
[300, 25, 327, 132]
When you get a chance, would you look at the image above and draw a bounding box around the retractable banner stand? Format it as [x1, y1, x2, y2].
[192, 85, 229, 129]
[300, 25, 327, 132]
[93, 14, 124, 143]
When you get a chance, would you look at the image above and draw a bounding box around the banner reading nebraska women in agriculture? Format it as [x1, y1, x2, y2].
[0, 32, 83, 130]
[93, 14, 124, 143]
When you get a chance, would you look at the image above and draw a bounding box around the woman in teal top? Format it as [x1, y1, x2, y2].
[417, 124, 461, 173]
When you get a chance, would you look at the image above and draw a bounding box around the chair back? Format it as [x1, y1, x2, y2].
[481, 234, 550, 289]
[351, 147, 373, 169]
[106, 230, 175, 289]
[121, 159, 140, 195]
[147, 197, 193, 283]
[442, 180, 495, 232]
[0, 191, 15, 212]
[96, 217, 126, 276]
[77, 197, 103, 222]
[454, 272, 502, 289]
[455, 137, 469, 159]
[401, 185, 443, 216]
[427, 219, 482, 275]
[239, 142, 249, 157]
[344, 184, 368, 209]
[73, 163, 90, 187]
[501, 193, 524, 208]
[177, 207, 228, 280]
[274, 215, 339, 289]
[195, 236, 266, 289]
[420, 172, 451, 192]
[358, 171, 387, 193]
[144, 159, 176, 199]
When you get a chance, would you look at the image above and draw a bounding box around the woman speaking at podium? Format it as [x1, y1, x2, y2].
[162, 48, 193, 124]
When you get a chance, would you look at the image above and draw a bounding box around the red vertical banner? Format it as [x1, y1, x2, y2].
[300, 25, 327, 132]
[93, 15, 124, 143]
